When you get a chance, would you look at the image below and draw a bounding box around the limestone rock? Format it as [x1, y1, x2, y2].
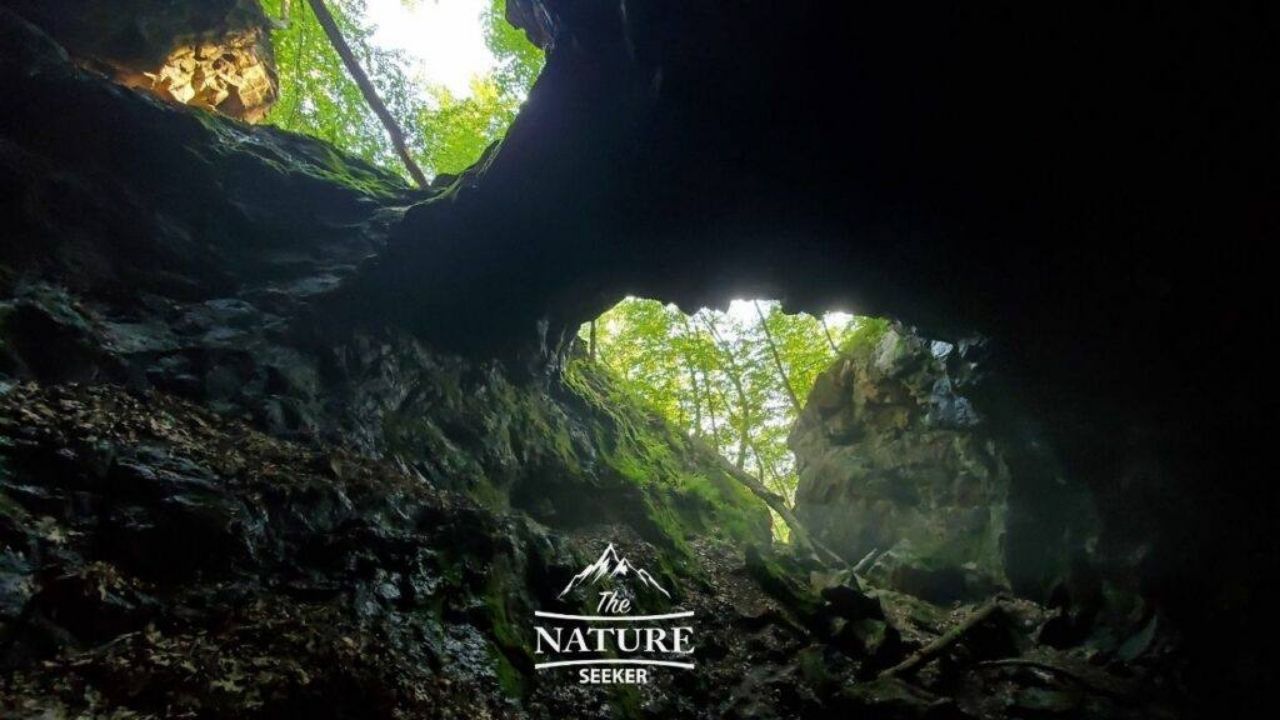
[791, 323, 1094, 603]
[791, 324, 1010, 599]
[3, 0, 278, 121]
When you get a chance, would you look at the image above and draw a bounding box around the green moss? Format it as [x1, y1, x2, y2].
[189, 109, 412, 199]
[840, 316, 892, 356]
[607, 684, 644, 717]
[745, 545, 824, 625]
[561, 359, 771, 557]
[796, 646, 833, 687]
[483, 555, 533, 699]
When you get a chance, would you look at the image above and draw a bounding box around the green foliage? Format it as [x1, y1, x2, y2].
[261, 0, 416, 169]
[482, 0, 544, 97]
[582, 298, 874, 538]
[260, 0, 543, 179]
[414, 77, 516, 178]
[409, 0, 543, 177]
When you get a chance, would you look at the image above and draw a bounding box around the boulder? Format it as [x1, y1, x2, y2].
[791, 322, 1095, 603]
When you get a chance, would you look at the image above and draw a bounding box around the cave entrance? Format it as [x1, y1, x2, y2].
[576, 297, 873, 541]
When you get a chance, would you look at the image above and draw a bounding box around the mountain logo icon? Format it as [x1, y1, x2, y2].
[557, 543, 671, 600]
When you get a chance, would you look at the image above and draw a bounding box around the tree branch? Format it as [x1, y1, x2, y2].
[819, 317, 839, 353]
[753, 300, 802, 413]
[879, 597, 1008, 679]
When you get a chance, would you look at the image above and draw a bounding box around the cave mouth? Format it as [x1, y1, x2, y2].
[576, 297, 1081, 612]
[575, 296, 868, 539]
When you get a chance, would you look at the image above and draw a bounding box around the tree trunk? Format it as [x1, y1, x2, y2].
[700, 317, 752, 470]
[726, 451, 842, 564]
[677, 319, 703, 434]
[750, 440, 788, 501]
[685, 360, 702, 433]
[697, 315, 840, 561]
[753, 300, 802, 413]
[305, 0, 429, 188]
[588, 320, 597, 361]
[719, 382, 750, 470]
[703, 367, 721, 449]
[819, 317, 839, 353]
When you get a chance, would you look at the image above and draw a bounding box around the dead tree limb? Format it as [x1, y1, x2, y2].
[725, 455, 844, 566]
[852, 547, 881, 574]
[879, 596, 1007, 679]
[305, 0, 429, 188]
[976, 658, 1126, 699]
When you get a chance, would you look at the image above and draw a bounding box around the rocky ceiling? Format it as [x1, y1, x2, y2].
[353, 1, 1274, 378]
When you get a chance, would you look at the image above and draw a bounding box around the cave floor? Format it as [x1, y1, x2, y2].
[0, 383, 1187, 718]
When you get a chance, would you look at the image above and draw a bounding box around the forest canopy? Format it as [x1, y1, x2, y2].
[259, 0, 543, 179]
[580, 298, 878, 536]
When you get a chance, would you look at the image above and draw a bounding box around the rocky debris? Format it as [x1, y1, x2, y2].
[0, 382, 551, 717]
[0, 383, 757, 718]
[0, 382, 1186, 718]
[1, 0, 277, 121]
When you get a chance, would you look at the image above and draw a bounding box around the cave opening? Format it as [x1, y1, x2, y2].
[574, 296, 871, 542]
[8, 0, 550, 183]
[571, 297, 1033, 609]
[258, 0, 545, 182]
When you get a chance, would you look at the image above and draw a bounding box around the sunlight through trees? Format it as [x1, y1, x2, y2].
[581, 298, 872, 519]
[260, 0, 542, 179]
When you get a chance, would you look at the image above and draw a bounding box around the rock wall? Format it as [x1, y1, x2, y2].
[791, 322, 1096, 605]
[1, 0, 277, 121]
